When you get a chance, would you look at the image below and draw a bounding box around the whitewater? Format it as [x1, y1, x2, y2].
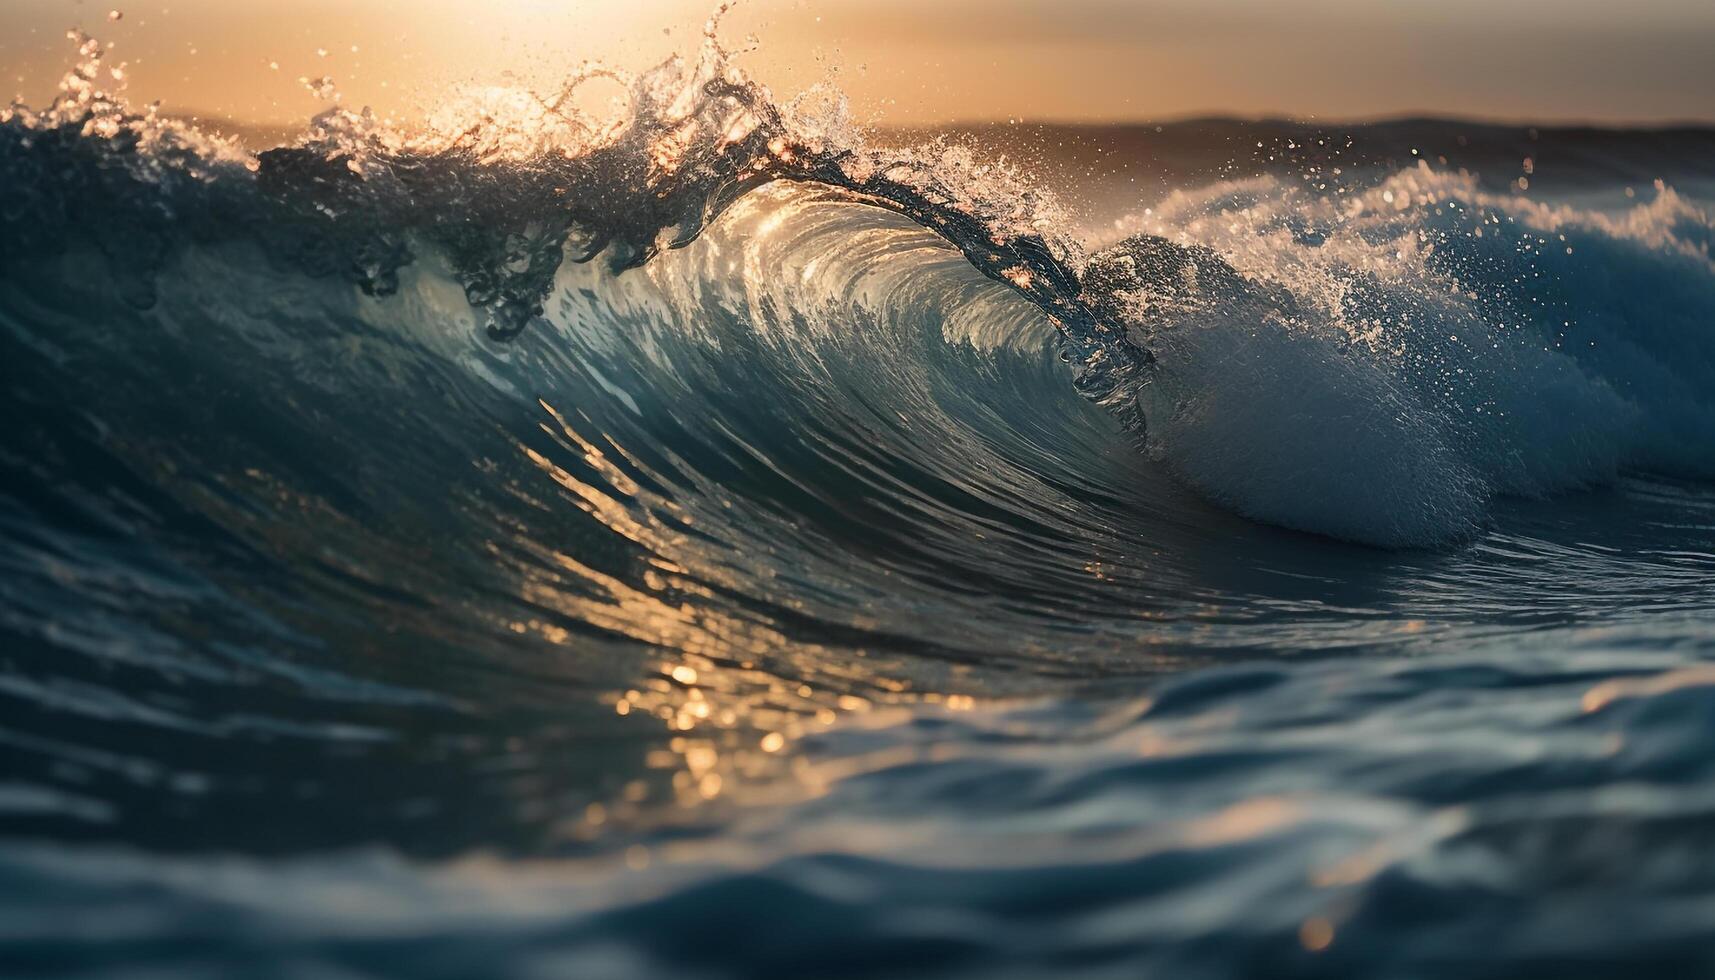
[3, 18, 1715, 980]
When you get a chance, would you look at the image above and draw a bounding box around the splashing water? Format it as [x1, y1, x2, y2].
[3, 14, 1715, 980]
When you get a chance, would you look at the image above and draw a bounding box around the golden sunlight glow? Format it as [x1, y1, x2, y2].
[511, 393, 977, 815]
[5, 0, 1712, 132]
[1582, 664, 1715, 713]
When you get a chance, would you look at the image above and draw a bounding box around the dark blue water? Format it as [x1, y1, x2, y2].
[4, 27, 1715, 980]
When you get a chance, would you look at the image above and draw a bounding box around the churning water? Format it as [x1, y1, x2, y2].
[4, 19, 1715, 980]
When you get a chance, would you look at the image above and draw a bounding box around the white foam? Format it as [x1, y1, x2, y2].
[1109, 170, 1715, 546]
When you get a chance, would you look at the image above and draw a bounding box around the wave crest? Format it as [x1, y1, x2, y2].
[4, 28, 1713, 547]
[1091, 170, 1715, 545]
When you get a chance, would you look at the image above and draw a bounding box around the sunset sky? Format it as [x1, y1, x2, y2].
[5, 0, 1715, 127]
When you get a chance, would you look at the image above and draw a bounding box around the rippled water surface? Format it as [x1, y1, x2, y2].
[4, 25, 1715, 980]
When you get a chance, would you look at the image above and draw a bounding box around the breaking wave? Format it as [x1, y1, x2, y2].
[4, 17, 1715, 980]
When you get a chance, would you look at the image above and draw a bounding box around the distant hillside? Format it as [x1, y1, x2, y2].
[175, 112, 1715, 221]
[872, 118, 1715, 213]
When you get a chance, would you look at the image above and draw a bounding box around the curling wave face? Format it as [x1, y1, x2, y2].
[3, 21, 1715, 980]
[7, 30, 1714, 547]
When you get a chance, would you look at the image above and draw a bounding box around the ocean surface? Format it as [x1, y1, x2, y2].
[4, 24, 1715, 980]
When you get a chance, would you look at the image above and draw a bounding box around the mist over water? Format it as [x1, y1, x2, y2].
[3, 17, 1715, 979]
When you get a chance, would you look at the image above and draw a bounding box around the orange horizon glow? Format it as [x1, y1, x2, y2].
[5, 1, 1715, 130]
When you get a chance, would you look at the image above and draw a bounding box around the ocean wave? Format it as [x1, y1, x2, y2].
[6, 29, 1712, 549]
[5, 17, 1715, 978]
[1098, 172, 1715, 545]
[6, 622, 1715, 979]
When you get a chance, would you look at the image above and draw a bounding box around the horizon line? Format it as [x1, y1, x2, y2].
[166, 107, 1715, 138]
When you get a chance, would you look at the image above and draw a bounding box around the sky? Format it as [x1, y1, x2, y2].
[4, 0, 1715, 127]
